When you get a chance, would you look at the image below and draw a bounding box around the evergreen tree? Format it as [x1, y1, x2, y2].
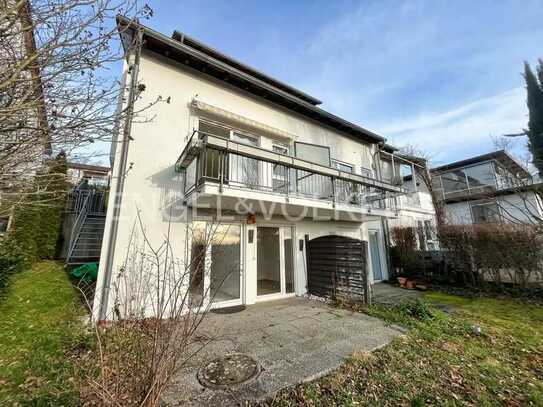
[524, 60, 543, 176]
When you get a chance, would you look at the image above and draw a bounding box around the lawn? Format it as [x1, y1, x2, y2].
[262, 293, 543, 406]
[0, 261, 90, 406]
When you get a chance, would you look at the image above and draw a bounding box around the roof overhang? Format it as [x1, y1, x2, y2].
[432, 150, 531, 179]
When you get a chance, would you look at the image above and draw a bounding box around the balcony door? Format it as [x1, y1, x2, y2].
[228, 132, 259, 188]
[256, 226, 295, 298]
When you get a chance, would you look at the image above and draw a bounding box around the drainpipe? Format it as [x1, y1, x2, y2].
[96, 27, 143, 322]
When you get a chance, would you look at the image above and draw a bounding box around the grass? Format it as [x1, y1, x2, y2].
[262, 293, 543, 406]
[0, 261, 90, 406]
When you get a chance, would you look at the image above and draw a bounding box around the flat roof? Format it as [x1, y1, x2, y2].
[431, 150, 531, 178]
[67, 162, 110, 173]
[117, 16, 385, 145]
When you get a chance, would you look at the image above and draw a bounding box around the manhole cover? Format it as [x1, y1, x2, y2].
[211, 305, 246, 314]
[197, 353, 261, 389]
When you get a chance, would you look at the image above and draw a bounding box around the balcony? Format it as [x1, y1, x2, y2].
[175, 131, 404, 221]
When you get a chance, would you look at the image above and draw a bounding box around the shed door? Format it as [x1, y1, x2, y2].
[306, 235, 368, 302]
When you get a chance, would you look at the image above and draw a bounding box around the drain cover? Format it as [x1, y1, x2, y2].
[211, 305, 246, 314]
[197, 353, 260, 389]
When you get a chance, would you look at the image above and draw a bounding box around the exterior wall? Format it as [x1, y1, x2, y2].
[93, 51, 384, 319]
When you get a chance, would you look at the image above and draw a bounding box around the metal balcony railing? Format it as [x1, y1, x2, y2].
[176, 130, 403, 212]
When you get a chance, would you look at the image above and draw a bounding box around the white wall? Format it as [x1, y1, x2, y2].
[94, 50, 387, 319]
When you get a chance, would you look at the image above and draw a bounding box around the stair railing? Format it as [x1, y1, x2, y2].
[66, 190, 93, 264]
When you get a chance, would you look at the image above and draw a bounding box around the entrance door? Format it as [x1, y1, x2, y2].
[189, 222, 243, 308]
[256, 226, 294, 298]
[369, 231, 383, 281]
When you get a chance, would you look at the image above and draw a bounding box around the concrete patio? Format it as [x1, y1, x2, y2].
[163, 297, 404, 406]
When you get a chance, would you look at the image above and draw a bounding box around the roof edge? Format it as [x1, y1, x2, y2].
[116, 16, 386, 145]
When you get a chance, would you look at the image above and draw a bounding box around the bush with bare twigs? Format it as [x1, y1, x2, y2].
[77, 214, 237, 406]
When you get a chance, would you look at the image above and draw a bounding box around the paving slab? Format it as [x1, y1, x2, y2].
[162, 297, 403, 406]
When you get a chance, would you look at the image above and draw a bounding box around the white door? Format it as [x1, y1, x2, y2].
[256, 226, 295, 299]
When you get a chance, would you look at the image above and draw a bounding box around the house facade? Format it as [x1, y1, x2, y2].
[431, 151, 542, 225]
[92, 19, 421, 320]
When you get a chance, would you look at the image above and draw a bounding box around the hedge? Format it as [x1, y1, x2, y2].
[390, 224, 543, 289]
[0, 153, 68, 295]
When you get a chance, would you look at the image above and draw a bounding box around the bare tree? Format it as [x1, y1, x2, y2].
[397, 144, 447, 227]
[0, 0, 161, 214]
[487, 136, 543, 228]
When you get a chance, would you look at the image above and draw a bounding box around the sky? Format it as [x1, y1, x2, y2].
[143, 0, 543, 167]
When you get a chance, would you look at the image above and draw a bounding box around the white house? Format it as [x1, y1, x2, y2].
[430, 150, 543, 226]
[91, 18, 423, 320]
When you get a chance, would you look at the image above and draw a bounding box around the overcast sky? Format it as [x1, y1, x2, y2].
[146, 0, 542, 166]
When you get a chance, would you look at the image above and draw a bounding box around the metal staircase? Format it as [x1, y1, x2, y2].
[66, 190, 107, 266]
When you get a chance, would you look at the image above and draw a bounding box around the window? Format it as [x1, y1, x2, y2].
[463, 163, 496, 190]
[331, 159, 353, 173]
[471, 201, 501, 224]
[198, 119, 230, 138]
[440, 169, 468, 194]
[424, 220, 438, 250]
[0, 216, 10, 233]
[417, 220, 426, 250]
[424, 220, 434, 241]
[294, 142, 330, 166]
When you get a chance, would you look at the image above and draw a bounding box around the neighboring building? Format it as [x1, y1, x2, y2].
[67, 162, 110, 188]
[430, 150, 543, 225]
[92, 18, 421, 320]
[381, 147, 438, 250]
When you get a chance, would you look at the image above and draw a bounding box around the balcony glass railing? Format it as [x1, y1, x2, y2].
[178, 131, 401, 212]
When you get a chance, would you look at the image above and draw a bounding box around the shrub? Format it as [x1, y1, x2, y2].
[397, 299, 436, 322]
[0, 153, 68, 296]
[439, 224, 543, 288]
[389, 226, 421, 276]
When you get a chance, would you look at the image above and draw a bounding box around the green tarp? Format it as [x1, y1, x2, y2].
[70, 263, 98, 283]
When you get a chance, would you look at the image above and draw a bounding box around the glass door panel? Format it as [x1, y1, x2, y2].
[210, 224, 241, 303]
[189, 222, 242, 307]
[283, 228, 294, 293]
[369, 231, 383, 281]
[189, 222, 207, 306]
[257, 227, 281, 296]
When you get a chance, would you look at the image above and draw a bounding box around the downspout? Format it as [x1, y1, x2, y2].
[96, 28, 143, 321]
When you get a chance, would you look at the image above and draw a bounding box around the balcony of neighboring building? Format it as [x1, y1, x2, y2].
[430, 152, 532, 203]
[175, 130, 405, 222]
